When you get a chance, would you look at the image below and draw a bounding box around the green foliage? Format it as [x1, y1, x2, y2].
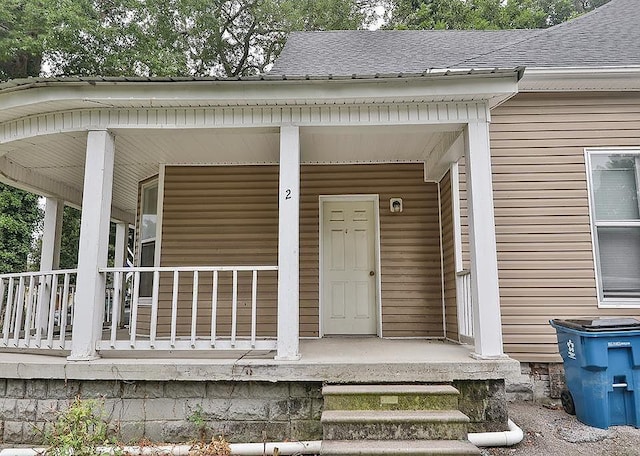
[59, 206, 81, 269]
[45, 397, 118, 456]
[0, 183, 41, 274]
[387, 0, 611, 30]
[1, 0, 380, 79]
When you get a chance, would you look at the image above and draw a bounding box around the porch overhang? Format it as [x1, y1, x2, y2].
[0, 70, 520, 225]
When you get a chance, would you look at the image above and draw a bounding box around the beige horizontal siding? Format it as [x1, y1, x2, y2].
[301, 164, 443, 338]
[139, 163, 442, 340]
[486, 92, 640, 362]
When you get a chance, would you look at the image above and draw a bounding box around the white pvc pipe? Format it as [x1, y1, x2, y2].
[468, 419, 524, 447]
[0, 440, 322, 456]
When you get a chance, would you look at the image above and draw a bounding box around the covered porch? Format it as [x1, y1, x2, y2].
[0, 71, 518, 363]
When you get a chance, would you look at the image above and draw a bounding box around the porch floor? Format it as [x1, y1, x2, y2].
[0, 338, 520, 383]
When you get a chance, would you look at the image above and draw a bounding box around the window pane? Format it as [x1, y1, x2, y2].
[140, 241, 155, 297]
[141, 184, 158, 241]
[591, 154, 640, 220]
[597, 227, 640, 299]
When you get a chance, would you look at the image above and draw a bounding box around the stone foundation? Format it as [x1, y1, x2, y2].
[453, 379, 508, 432]
[506, 362, 566, 402]
[0, 379, 323, 445]
[0, 377, 511, 444]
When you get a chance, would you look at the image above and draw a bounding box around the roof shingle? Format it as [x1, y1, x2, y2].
[270, 0, 639, 76]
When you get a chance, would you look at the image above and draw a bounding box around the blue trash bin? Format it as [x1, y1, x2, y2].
[550, 318, 640, 429]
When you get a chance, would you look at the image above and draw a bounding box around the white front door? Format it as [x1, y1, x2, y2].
[322, 200, 377, 335]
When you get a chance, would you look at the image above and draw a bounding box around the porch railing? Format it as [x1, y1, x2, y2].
[99, 266, 278, 351]
[456, 269, 474, 340]
[0, 270, 77, 350]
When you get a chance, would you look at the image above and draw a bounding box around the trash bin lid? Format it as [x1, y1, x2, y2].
[552, 317, 640, 332]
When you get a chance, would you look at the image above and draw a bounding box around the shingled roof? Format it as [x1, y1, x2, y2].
[270, 0, 639, 76]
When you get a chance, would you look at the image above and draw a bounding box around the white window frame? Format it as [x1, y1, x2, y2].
[585, 147, 640, 308]
[137, 169, 164, 303]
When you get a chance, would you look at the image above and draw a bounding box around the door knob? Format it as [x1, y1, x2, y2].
[369, 271, 375, 276]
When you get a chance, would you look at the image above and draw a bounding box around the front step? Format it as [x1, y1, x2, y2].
[321, 440, 481, 456]
[322, 410, 469, 440]
[323, 385, 460, 411]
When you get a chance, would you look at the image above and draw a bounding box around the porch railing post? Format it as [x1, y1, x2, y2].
[464, 120, 505, 359]
[38, 197, 63, 331]
[114, 222, 128, 328]
[276, 125, 301, 360]
[69, 130, 115, 360]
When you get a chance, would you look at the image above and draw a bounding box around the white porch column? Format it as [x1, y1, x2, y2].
[464, 121, 505, 359]
[40, 198, 64, 271]
[276, 125, 301, 360]
[69, 130, 115, 360]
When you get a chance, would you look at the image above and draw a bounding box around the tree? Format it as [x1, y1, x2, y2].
[39, 0, 381, 78]
[386, 0, 611, 30]
[0, 185, 41, 273]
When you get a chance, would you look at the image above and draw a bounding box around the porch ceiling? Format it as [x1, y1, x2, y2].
[0, 124, 462, 219]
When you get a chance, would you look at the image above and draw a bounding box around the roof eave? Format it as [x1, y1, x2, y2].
[0, 69, 521, 124]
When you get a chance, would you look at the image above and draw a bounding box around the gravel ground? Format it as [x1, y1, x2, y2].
[482, 401, 640, 456]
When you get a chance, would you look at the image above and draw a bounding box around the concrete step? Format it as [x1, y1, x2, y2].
[323, 384, 460, 411]
[321, 410, 469, 440]
[321, 440, 481, 456]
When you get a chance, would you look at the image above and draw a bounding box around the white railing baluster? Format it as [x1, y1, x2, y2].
[150, 270, 160, 349]
[170, 271, 179, 348]
[34, 274, 47, 347]
[129, 271, 140, 348]
[251, 270, 257, 349]
[59, 273, 71, 346]
[210, 271, 218, 348]
[0, 279, 5, 340]
[465, 273, 473, 336]
[23, 275, 36, 346]
[84, 265, 279, 352]
[190, 271, 199, 348]
[46, 274, 58, 348]
[13, 277, 26, 347]
[456, 270, 474, 340]
[2, 278, 14, 345]
[231, 270, 238, 348]
[110, 271, 122, 348]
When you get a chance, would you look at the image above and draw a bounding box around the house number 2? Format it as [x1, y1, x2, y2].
[285, 189, 292, 199]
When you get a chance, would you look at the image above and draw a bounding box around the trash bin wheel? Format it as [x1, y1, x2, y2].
[561, 388, 576, 415]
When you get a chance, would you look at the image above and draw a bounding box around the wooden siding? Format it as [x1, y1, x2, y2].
[302, 164, 443, 338]
[149, 163, 443, 339]
[439, 170, 459, 341]
[461, 92, 640, 362]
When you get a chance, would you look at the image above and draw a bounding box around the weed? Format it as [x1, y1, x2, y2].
[44, 397, 120, 456]
[187, 404, 208, 441]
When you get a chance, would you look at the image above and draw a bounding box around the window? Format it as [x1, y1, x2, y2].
[587, 150, 640, 305]
[139, 180, 158, 297]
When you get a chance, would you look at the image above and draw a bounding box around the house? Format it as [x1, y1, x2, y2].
[0, 0, 638, 450]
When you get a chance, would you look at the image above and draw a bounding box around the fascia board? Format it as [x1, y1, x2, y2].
[520, 66, 640, 92]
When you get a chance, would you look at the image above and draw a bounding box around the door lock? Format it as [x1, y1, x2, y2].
[369, 271, 375, 276]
